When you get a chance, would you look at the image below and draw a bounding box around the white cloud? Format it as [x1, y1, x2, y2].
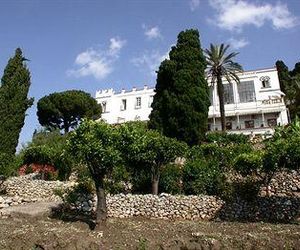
[109, 37, 126, 56]
[190, 0, 200, 11]
[227, 37, 249, 50]
[67, 37, 126, 80]
[131, 49, 169, 76]
[208, 0, 298, 32]
[143, 25, 162, 40]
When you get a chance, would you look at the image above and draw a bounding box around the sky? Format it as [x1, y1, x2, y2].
[0, 0, 299, 148]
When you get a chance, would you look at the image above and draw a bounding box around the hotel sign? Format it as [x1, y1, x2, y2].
[262, 97, 283, 105]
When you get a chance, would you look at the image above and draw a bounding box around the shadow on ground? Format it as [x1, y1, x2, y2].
[50, 204, 97, 230]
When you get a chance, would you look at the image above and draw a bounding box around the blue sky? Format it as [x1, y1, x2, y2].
[0, 0, 299, 148]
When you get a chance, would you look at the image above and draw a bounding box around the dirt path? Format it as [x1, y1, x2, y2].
[1, 202, 61, 218]
[0, 212, 299, 250]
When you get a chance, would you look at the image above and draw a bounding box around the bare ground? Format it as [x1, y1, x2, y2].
[0, 213, 300, 250]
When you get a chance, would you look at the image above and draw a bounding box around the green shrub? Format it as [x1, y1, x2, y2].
[104, 164, 131, 194]
[233, 152, 263, 176]
[159, 164, 182, 194]
[22, 130, 73, 181]
[206, 132, 249, 144]
[285, 137, 300, 169]
[200, 143, 233, 169]
[131, 168, 152, 194]
[56, 180, 95, 205]
[264, 136, 300, 172]
[182, 159, 222, 195]
[188, 145, 203, 160]
[22, 146, 54, 166]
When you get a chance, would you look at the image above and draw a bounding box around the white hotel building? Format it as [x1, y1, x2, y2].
[95, 67, 289, 135]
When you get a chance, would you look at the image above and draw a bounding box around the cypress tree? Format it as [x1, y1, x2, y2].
[149, 29, 209, 145]
[0, 48, 34, 155]
[276, 60, 290, 94]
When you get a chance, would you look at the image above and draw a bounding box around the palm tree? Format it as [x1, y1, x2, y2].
[205, 44, 243, 131]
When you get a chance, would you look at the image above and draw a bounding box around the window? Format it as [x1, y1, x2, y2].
[120, 99, 127, 111]
[226, 121, 232, 130]
[209, 86, 214, 105]
[245, 120, 254, 128]
[238, 81, 256, 103]
[148, 95, 153, 108]
[260, 76, 271, 88]
[101, 101, 107, 113]
[135, 97, 141, 109]
[267, 118, 277, 127]
[223, 84, 234, 104]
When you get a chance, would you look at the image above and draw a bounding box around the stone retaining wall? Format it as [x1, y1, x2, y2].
[1, 170, 300, 222]
[68, 193, 224, 220]
[3, 174, 75, 201]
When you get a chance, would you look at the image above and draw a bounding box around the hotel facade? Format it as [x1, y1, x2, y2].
[95, 67, 289, 135]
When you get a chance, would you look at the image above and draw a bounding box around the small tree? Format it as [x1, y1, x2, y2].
[118, 122, 187, 195]
[67, 119, 121, 225]
[37, 90, 101, 133]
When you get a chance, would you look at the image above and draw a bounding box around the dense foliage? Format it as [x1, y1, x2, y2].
[118, 121, 187, 195]
[0, 48, 33, 156]
[22, 145, 55, 180]
[149, 29, 209, 145]
[205, 132, 249, 144]
[0, 153, 23, 178]
[37, 90, 101, 133]
[276, 60, 300, 120]
[21, 129, 73, 180]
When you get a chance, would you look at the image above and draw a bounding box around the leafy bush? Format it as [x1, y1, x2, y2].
[131, 168, 152, 194]
[22, 130, 73, 180]
[233, 152, 263, 176]
[159, 164, 182, 194]
[206, 132, 249, 144]
[56, 180, 95, 205]
[182, 159, 222, 195]
[104, 164, 131, 194]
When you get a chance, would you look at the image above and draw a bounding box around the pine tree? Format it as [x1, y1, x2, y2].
[149, 29, 209, 145]
[0, 48, 33, 155]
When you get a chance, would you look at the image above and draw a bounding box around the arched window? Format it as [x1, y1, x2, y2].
[260, 76, 271, 88]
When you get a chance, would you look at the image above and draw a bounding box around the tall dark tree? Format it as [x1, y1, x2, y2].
[276, 60, 300, 120]
[205, 44, 243, 131]
[149, 29, 210, 145]
[0, 48, 33, 155]
[276, 60, 290, 94]
[37, 90, 101, 133]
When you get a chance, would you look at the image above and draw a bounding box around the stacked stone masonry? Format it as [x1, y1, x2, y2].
[1, 170, 300, 222]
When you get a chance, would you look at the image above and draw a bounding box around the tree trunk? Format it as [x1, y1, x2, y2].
[217, 74, 226, 131]
[95, 177, 107, 226]
[151, 166, 159, 195]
